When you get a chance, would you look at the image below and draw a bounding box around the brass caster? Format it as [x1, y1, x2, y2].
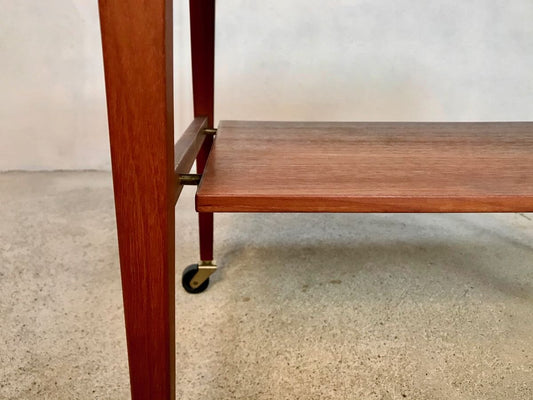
[181, 261, 217, 294]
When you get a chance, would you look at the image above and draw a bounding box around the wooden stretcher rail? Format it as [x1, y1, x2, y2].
[174, 116, 209, 202]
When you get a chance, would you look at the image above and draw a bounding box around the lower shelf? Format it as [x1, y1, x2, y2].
[196, 121, 533, 213]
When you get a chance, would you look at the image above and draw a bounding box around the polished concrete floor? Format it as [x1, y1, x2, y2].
[1, 171, 532, 399]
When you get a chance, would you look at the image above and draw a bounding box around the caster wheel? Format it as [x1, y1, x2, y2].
[182, 264, 210, 294]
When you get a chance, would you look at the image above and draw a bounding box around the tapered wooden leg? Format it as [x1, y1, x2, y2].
[98, 1, 175, 398]
[198, 212, 214, 261]
[197, 138, 214, 261]
[190, 0, 216, 263]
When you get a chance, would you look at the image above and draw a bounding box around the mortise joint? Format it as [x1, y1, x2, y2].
[178, 174, 202, 186]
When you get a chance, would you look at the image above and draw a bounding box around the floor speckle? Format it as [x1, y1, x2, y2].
[1, 171, 532, 399]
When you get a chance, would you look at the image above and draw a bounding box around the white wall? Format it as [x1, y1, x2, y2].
[1, 2, 108, 170]
[1, 1, 533, 171]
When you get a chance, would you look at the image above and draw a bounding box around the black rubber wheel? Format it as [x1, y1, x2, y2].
[182, 264, 210, 294]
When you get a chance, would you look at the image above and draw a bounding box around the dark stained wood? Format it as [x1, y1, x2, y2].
[98, 1, 175, 399]
[190, 0, 215, 261]
[190, 0, 215, 127]
[174, 117, 208, 174]
[198, 200, 214, 260]
[198, 135, 214, 261]
[174, 117, 208, 202]
[197, 121, 533, 213]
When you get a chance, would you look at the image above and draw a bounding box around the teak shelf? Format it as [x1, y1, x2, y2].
[98, 1, 533, 398]
[197, 121, 533, 213]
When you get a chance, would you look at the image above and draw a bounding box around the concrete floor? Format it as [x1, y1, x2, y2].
[1, 171, 532, 399]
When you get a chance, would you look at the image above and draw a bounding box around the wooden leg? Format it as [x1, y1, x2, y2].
[197, 137, 214, 261]
[98, 1, 175, 398]
[198, 212, 214, 261]
[190, 0, 216, 263]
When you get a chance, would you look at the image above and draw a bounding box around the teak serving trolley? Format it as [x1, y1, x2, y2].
[98, 1, 533, 398]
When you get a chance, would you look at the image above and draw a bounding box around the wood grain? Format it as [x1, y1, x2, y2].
[174, 116, 208, 203]
[98, 0, 175, 398]
[174, 117, 208, 175]
[197, 121, 533, 213]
